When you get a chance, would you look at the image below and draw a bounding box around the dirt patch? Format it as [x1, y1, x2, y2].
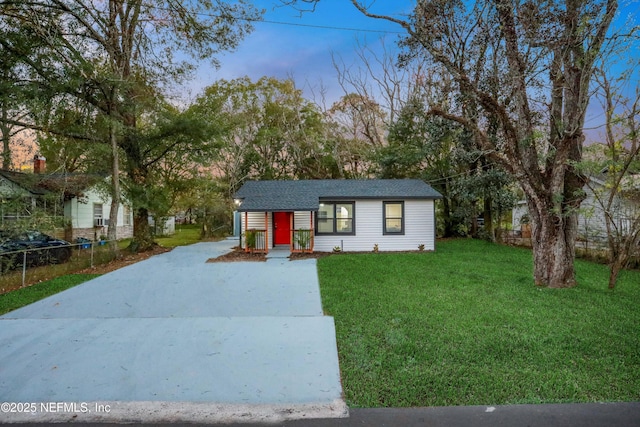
[207, 248, 266, 263]
[77, 245, 171, 274]
[288, 252, 331, 260]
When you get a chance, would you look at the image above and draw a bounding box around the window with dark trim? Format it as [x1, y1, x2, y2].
[383, 201, 404, 235]
[316, 202, 355, 235]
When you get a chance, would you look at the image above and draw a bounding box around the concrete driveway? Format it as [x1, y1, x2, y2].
[0, 239, 347, 423]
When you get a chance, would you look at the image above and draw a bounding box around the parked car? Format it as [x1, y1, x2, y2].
[0, 231, 72, 272]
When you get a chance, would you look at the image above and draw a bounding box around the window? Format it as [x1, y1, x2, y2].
[316, 202, 355, 235]
[123, 205, 132, 226]
[383, 201, 404, 235]
[93, 203, 104, 226]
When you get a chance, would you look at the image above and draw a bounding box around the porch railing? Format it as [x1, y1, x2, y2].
[292, 229, 314, 253]
[243, 229, 267, 253]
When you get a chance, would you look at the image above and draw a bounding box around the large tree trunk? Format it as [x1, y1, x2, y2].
[524, 158, 584, 288]
[132, 206, 154, 251]
[127, 164, 155, 252]
[529, 201, 579, 288]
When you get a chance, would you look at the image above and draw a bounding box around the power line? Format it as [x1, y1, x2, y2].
[255, 18, 405, 34]
[178, 7, 406, 35]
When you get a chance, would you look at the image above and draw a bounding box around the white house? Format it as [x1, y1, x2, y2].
[512, 176, 639, 243]
[0, 169, 47, 222]
[64, 185, 134, 241]
[0, 161, 133, 241]
[233, 179, 442, 253]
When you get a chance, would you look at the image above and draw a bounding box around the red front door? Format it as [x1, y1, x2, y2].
[273, 212, 292, 245]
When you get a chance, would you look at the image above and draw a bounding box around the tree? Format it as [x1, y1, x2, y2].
[192, 77, 334, 193]
[290, 0, 618, 287]
[1, 0, 262, 250]
[0, 19, 42, 170]
[581, 68, 640, 289]
[378, 95, 465, 236]
[377, 93, 515, 238]
[326, 93, 386, 178]
[119, 95, 219, 246]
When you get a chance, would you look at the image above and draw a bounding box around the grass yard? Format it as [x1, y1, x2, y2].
[0, 274, 99, 315]
[155, 224, 203, 247]
[317, 239, 640, 407]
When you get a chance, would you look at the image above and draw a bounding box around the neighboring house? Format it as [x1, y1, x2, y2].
[233, 179, 442, 253]
[0, 169, 48, 222]
[62, 184, 134, 242]
[0, 156, 133, 241]
[512, 176, 640, 243]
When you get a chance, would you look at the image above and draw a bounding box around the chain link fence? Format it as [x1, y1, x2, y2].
[0, 240, 120, 294]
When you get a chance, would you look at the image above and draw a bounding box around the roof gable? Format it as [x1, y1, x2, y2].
[0, 170, 47, 196]
[234, 179, 442, 212]
[0, 170, 105, 200]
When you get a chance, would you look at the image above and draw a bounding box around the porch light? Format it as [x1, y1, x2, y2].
[234, 198, 243, 207]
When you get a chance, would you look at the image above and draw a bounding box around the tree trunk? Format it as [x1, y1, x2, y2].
[107, 123, 120, 246]
[131, 206, 154, 252]
[527, 198, 579, 288]
[1, 110, 11, 170]
[608, 261, 622, 290]
[440, 195, 454, 237]
[484, 197, 494, 242]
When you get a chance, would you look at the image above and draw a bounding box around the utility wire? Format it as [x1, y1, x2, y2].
[255, 18, 405, 34]
[170, 6, 407, 35]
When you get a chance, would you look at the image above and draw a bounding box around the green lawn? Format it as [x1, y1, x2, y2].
[317, 239, 640, 407]
[155, 224, 204, 247]
[0, 274, 100, 315]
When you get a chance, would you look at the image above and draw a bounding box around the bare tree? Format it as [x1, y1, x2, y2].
[325, 93, 386, 177]
[583, 67, 640, 288]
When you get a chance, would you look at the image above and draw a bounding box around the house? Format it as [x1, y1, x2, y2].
[0, 169, 48, 222]
[512, 175, 640, 244]
[61, 181, 134, 242]
[233, 179, 442, 253]
[0, 156, 133, 241]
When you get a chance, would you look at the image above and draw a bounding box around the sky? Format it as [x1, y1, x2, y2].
[187, 0, 639, 140]
[189, 0, 414, 107]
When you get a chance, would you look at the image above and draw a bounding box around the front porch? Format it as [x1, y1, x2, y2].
[240, 211, 315, 254]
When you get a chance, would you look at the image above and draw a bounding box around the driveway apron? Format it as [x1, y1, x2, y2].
[0, 239, 347, 423]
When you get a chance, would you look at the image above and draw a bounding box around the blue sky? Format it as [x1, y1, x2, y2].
[189, 0, 639, 140]
[190, 0, 413, 105]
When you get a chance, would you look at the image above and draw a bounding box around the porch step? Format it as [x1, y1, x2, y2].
[266, 247, 290, 259]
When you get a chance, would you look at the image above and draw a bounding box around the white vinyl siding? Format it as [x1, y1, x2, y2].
[241, 212, 273, 249]
[66, 188, 132, 230]
[242, 200, 436, 252]
[512, 183, 639, 243]
[314, 199, 435, 252]
[294, 211, 314, 230]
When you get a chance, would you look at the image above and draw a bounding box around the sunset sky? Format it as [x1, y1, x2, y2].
[189, 0, 639, 142]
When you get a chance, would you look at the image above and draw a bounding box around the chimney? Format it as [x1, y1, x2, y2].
[33, 154, 46, 174]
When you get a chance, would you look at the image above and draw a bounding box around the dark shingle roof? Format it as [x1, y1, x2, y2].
[0, 170, 47, 196]
[0, 170, 105, 200]
[234, 179, 442, 212]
